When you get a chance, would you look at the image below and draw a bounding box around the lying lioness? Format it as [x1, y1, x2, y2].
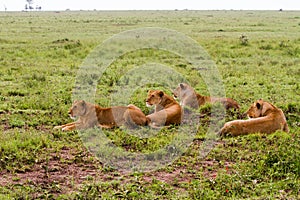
[173, 83, 240, 110]
[146, 90, 182, 128]
[218, 99, 289, 136]
[54, 100, 147, 131]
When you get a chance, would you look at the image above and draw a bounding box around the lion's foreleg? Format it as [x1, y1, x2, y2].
[54, 122, 75, 129]
[218, 125, 227, 137]
[54, 121, 81, 131]
[61, 124, 77, 131]
[218, 122, 242, 137]
[97, 124, 114, 129]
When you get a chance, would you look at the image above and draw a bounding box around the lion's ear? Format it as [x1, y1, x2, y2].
[81, 100, 86, 107]
[261, 101, 273, 115]
[180, 83, 185, 89]
[256, 99, 265, 110]
[256, 99, 264, 110]
[256, 102, 261, 109]
[158, 91, 164, 97]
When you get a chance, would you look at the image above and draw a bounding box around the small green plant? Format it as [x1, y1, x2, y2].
[239, 34, 249, 46]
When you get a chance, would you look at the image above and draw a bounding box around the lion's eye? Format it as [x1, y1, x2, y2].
[151, 95, 154, 97]
[74, 106, 77, 109]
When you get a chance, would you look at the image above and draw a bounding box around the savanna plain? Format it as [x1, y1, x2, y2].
[0, 10, 299, 199]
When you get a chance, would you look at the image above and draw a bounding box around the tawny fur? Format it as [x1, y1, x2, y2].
[54, 100, 147, 131]
[173, 83, 240, 110]
[146, 90, 182, 128]
[218, 99, 289, 136]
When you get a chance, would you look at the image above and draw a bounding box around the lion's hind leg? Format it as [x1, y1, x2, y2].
[124, 106, 147, 128]
[146, 110, 168, 128]
[282, 122, 289, 133]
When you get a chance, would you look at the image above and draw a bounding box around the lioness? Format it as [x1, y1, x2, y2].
[218, 99, 289, 136]
[54, 100, 147, 131]
[146, 90, 182, 128]
[173, 83, 240, 110]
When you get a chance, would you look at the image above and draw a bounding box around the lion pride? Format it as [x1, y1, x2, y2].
[146, 90, 182, 128]
[218, 99, 289, 136]
[54, 100, 147, 131]
[173, 83, 240, 110]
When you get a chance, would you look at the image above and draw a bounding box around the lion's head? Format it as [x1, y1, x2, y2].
[146, 90, 164, 107]
[172, 83, 200, 108]
[246, 99, 274, 118]
[68, 100, 87, 119]
[173, 83, 191, 99]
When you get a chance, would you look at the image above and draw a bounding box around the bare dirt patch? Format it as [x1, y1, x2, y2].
[0, 139, 234, 196]
[0, 147, 102, 195]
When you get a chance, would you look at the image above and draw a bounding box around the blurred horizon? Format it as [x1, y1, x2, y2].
[1, 0, 300, 12]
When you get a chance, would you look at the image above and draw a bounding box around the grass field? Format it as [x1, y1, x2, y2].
[0, 10, 299, 199]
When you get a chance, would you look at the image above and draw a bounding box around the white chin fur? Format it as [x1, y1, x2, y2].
[146, 102, 152, 107]
[70, 116, 77, 120]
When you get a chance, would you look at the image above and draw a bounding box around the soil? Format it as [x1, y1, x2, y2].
[0, 140, 232, 197]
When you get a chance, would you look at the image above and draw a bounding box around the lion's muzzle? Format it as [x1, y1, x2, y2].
[146, 101, 152, 107]
[68, 110, 77, 120]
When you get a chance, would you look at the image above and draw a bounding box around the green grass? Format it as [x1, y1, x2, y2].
[0, 10, 299, 199]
